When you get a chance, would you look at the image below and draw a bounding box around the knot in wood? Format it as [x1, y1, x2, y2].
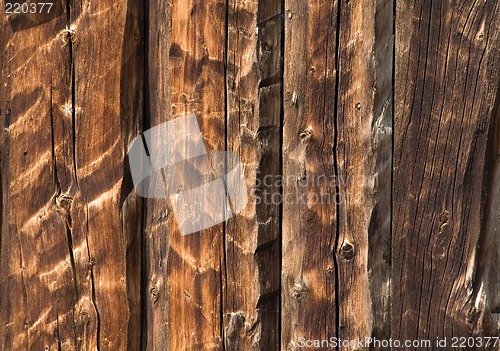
[439, 210, 449, 224]
[299, 127, 313, 141]
[292, 282, 309, 300]
[150, 286, 159, 304]
[79, 311, 90, 324]
[341, 242, 355, 261]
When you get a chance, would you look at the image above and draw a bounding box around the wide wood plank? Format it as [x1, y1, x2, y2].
[0, 2, 77, 349]
[394, 0, 500, 342]
[0, 0, 144, 349]
[70, 0, 144, 349]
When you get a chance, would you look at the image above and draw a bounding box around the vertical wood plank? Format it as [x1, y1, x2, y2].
[281, 0, 338, 349]
[142, 1, 172, 350]
[144, 0, 227, 349]
[142, 0, 171, 349]
[224, 0, 282, 349]
[336, 0, 393, 344]
[394, 0, 500, 341]
[0, 0, 144, 349]
[70, 0, 144, 348]
[0, 2, 77, 349]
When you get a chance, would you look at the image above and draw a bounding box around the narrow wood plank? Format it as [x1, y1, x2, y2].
[141, 0, 171, 349]
[223, 0, 282, 349]
[336, 0, 393, 344]
[281, 0, 338, 349]
[0, 2, 79, 349]
[144, 0, 227, 349]
[394, 0, 500, 342]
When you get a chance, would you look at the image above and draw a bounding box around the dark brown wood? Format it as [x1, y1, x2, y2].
[141, 0, 171, 349]
[141, 0, 172, 349]
[71, 1, 144, 349]
[394, 0, 500, 343]
[1, 2, 76, 349]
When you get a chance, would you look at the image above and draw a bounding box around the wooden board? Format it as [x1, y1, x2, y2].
[224, 0, 281, 349]
[0, 0, 143, 349]
[394, 0, 500, 342]
[2, 0, 500, 349]
[143, 0, 226, 349]
[281, 1, 338, 348]
[336, 0, 393, 344]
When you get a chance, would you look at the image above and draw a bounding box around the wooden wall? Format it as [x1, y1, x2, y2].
[0, 0, 499, 350]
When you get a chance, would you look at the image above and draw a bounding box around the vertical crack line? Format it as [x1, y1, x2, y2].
[50, 83, 58, 192]
[56, 315, 63, 351]
[66, 0, 78, 189]
[390, 0, 395, 329]
[279, 0, 284, 348]
[51, 80, 80, 348]
[332, 0, 342, 350]
[51, 82, 79, 299]
[140, 0, 149, 348]
[221, 0, 229, 349]
[64, 0, 99, 347]
[85, 204, 100, 350]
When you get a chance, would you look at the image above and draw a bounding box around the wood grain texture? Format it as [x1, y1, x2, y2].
[0, 0, 143, 349]
[141, 0, 171, 349]
[336, 0, 393, 344]
[281, 0, 338, 349]
[223, 0, 281, 349]
[144, 0, 227, 350]
[3, 0, 500, 349]
[71, 0, 143, 349]
[394, 0, 500, 343]
[1, 1, 76, 349]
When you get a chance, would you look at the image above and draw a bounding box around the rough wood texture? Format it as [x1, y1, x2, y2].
[281, 1, 338, 349]
[394, 0, 500, 343]
[144, 0, 226, 350]
[224, 0, 281, 349]
[3, 0, 500, 349]
[1, 2, 75, 349]
[336, 0, 393, 343]
[0, 0, 143, 349]
[141, 0, 171, 349]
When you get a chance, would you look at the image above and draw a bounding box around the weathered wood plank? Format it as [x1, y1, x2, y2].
[223, 0, 281, 348]
[394, 0, 500, 342]
[281, 0, 338, 349]
[336, 0, 393, 344]
[70, 1, 143, 349]
[141, 0, 171, 349]
[0, 0, 143, 349]
[144, 0, 227, 349]
[0, 2, 78, 349]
